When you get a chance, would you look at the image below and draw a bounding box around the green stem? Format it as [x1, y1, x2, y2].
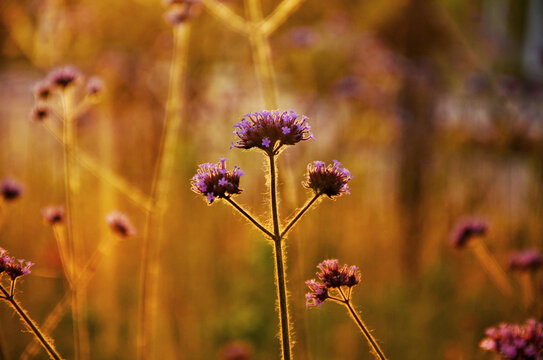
[280, 193, 320, 239]
[338, 288, 387, 360]
[224, 197, 274, 238]
[0, 284, 63, 360]
[269, 154, 292, 360]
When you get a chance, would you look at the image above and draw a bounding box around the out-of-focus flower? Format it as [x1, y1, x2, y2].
[48, 66, 81, 89]
[334, 76, 362, 99]
[305, 279, 328, 307]
[41, 205, 65, 225]
[508, 250, 543, 272]
[106, 211, 137, 238]
[448, 217, 488, 249]
[33, 80, 52, 100]
[219, 341, 253, 360]
[305, 259, 361, 307]
[232, 110, 313, 154]
[480, 319, 543, 359]
[286, 26, 318, 48]
[191, 158, 244, 204]
[30, 104, 50, 122]
[302, 160, 352, 198]
[1, 177, 24, 202]
[86, 76, 103, 96]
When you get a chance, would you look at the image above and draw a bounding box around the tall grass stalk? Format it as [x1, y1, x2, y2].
[60, 89, 90, 360]
[137, 22, 191, 360]
[0, 284, 63, 360]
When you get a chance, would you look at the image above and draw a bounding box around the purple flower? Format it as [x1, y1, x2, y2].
[508, 250, 543, 272]
[41, 205, 65, 225]
[86, 76, 103, 95]
[3, 255, 34, 281]
[305, 259, 361, 308]
[0, 248, 10, 275]
[305, 279, 328, 307]
[231, 110, 313, 154]
[106, 211, 137, 238]
[33, 80, 52, 100]
[1, 177, 24, 202]
[316, 259, 361, 288]
[30, 104, 50, 122]
[48, 66, 81, 88]
[448, 217, 488, 249]
[191, 158, 244, 204]
[302, 160, 353, 198]
[480, 319, 543, 359]
[219, 341, 253, 360]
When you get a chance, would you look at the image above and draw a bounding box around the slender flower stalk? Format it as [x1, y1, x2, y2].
[0, 250, 63, 360]
[305, 260, 388, 360]
[138, 20, 192, 360]
[449, 217, 513, 298]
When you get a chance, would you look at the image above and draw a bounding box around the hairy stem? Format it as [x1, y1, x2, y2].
[138, 22, 191, 360]
[225, 197, 274, 238]
[280, 193, 320, 239]
[268, 154, 292, 360]
[338, 288, 387, 360]
[0, 284, 63, 360]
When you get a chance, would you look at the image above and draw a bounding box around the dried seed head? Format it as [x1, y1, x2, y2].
[31, 104, 50, 122]
[41, 205, 66, 225]
[480, 319, 543, 359]
[508, 250, 543, 272]
[303, 160, 353, 198]
[48, 65, 81, 89]
[191, 158, 244, 204]
[1, 177, 24, 202]
[106, 211, 137, 238]
[449, 217, 488, 249]
[232, 110, 314, 154]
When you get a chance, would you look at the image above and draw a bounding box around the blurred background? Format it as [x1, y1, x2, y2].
[1, 0, 543, 359]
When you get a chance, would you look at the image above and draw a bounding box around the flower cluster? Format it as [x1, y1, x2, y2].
[41, 205, 66, 225]
[305, 259, 361, 307]
[191, 158, 244, 204]
[232, 110, 313, 153]
[1, 177, 24, 202]
[47, 65, 81, 89]
[302, 160, 353, 198]
[0, 248, 34, 281]
[508, 250, 543, 272]
[163, 0, 201, 26]
[106, 211, 137, 238]
[448, 217, 488, 249]
[480, 319, 543, 359]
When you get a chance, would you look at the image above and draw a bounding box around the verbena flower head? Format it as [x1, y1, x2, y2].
[232, 110, 313, 154]
[316, 259, 361, 288]
[191, 158, 244, 204]
[480, 319, 543, 359]
[305, 279, 328, 307]
[33, 80, 52, 100]
[449, 217, 488, 249]
[305, 259, 361, 308]
[31, 104, 50, 122]
[0, 248, 10, 274]
[219, 341, 253, 360]
[303, 160, 353, 198]
[86, 76, 103, 96]
[106, 211, 137, 238]
[1, 177, 24, 202]
[41, 205, 66, 225]
[48, 66, 81, 89]
[508, 250, 543, 272]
